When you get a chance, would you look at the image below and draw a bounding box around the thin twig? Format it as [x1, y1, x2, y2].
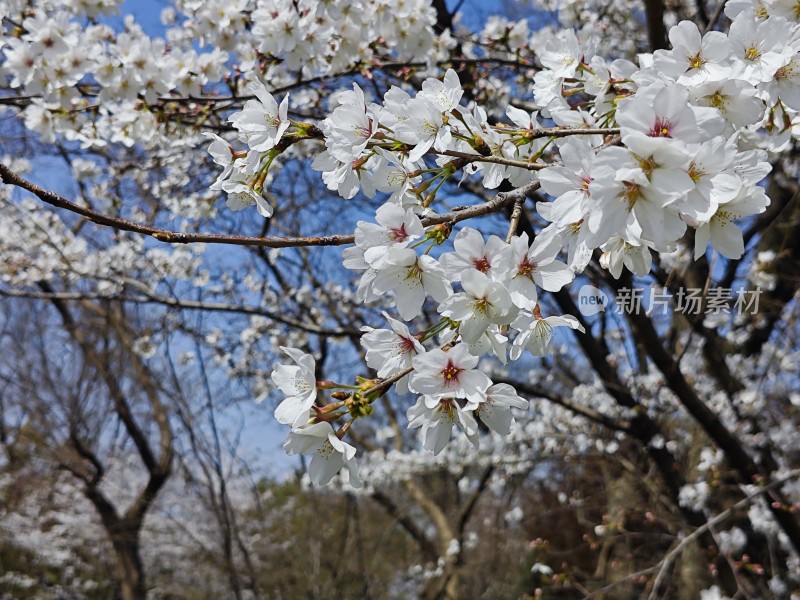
[506, 198, 524, 243]
[703, 0, 728, 34]
[440, 150, 550, 171]
[0, 286, 357, 337]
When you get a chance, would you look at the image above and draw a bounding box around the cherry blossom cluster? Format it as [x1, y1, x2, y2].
[0, 0, 448, 150]
[4, 0, 799, 497]
[225, 1, 800, 486]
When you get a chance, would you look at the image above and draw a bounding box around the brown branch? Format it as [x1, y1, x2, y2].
[694, 0, 710, 28]
[104, 310, 174, 525]
[506, 198, 524, 243]
[439, 150, 550, 171]
[42, 282, 162, 474]
[68, 430, 105, 487]
[0, 56, 535, 111]
[405, 478, 456, 554]
[0, 162, 352, 249]
[703, 0, 729, 34]
[0, 162, 537, 249]
[40, 283, 172, 600]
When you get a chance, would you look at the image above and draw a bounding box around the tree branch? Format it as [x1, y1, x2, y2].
[1, 162, 538, 249]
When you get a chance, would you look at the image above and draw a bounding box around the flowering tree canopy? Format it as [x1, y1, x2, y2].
[1, 0, 800, 598]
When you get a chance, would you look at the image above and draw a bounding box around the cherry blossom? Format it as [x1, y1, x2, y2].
[439, 228, 509, 282]
[271, 347, 317, 427]
[354, 202, 424, 251]
[284, 422, 362, 487]
[510, 311, 586, 358]
[437, 269, 517, 344]
[473, 384, 529, 435]
[727, 15, 796, 84]
[3, 3, 800, 594]
[690, 79, 764, 129]
[537, 137, 597, 227]
[537, 29, 583, 79]
[369, 248, 452, 320]
[230, 81, 290, 152]
[320, 83, 378, 163]
[408, 344, 492, 401]
[392, 96, 453, 162]
[501, 232, 574, 311]
[407, 396, 479, 455]
[600, 236, 654, 278]
[616, 83, 711, 143]
[694, 185, 770, 259]
[652, 21, 731, 84]
[361, 313, 425, 394]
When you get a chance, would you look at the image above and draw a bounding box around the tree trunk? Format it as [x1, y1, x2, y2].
[110, 531, 147, 600]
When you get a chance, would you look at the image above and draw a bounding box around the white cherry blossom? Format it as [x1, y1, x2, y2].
[600, 236, 654, 278]
[407, 396, 479, 455]
[408, 344, 492, 401]
[229, 81, 290, 152]
[537, 29, 583, 79]
[694, 185, 770, 259]
[361, 313, 425, 394]
[354, 202, 424, 251]
[439, 227, 509, 282]
[510, 311, 586, 358]
[473, 384, 528, 435]
[728, 15, 796, 84]
[284, 422, 362, 488]
[418, 68, 463, 113]
[501, 232, 574, 310]
[393, 96, 453, 162]
[537, 137, 596, 227]
[271, 347, 317, 427]
[652, 21, 731, 84]
[370, 248, 452, 320]
[437, 269, 517, 344]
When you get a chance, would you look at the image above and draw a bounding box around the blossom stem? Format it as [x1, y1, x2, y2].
[336, 419, 354, 439]
[419, 319, 453, 342]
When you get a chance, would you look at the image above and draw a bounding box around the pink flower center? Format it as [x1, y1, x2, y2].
[355, 122, 373, 141]
[649, 116, 672, 138]
[441, 360, 461, 382]
[518, 257, 536, 277]
[472, 256, 491, 272]
[389, 224, 408, 242]
[398, 336, 416, 353]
